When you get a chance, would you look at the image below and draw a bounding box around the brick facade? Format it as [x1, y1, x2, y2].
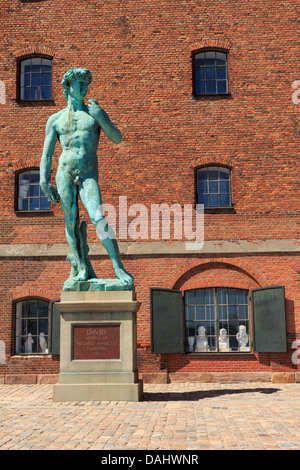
[0, 0, 299, 383]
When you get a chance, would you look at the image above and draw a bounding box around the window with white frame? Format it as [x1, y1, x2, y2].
[20, 57, 52, 101]
[15, 299, 49, 354]
[17, 169, 50, 211]
[193, 50, 228, 96]
[197, 166, 231, 208]
[185, 288, 250, 353]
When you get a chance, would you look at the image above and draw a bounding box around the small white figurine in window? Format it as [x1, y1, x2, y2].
[236, 325, 250, 351]
[219, 328, 230, 351]
[25, 333, 34, 354]
[39, 332, 48, 354]
[195, 325, 209, 352]
[187, 335, 195, 352]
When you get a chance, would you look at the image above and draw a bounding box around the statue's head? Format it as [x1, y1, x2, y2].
[61, 68, 92, 100]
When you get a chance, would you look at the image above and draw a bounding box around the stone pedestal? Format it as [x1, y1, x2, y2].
[53, 290, 143, 402]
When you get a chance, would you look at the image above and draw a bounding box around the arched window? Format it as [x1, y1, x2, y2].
[185, 288, 250, 353]
[193, 50, 228, 96]
[15, 299, 50, 354]
[197, 166, 231, 208]
[19, 57, 52, 101]
[16, 169, 50, 211]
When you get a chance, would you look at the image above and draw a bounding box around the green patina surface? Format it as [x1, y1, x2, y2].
[40, 68, 134, 291]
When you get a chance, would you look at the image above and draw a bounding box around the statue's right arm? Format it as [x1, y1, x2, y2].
[40, 114, 60, 203]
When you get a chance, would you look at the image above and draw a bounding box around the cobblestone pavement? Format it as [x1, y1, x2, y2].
[0, 382, 299, 450]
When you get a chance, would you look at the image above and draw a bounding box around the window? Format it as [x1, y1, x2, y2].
[193, 50, 228, 96]
[15, 299, 49, 354]
[20, 57, 52, 101]
[197, 166, 231, 207]
[185, 288, 250, 353]
[17, 169, 50, 211]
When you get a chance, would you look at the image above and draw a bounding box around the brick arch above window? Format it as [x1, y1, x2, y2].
[190, 38, 232, 54]
[14, 46, 55, 60]
[192, 155, 234, 169]
[10, 287, 53, 302]
[166, 258, 270, 291]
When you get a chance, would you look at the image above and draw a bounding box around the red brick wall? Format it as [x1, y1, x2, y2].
[0, 0, 299, 381]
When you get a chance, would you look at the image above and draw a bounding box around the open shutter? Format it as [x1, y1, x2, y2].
[251, 286, 287, 352]
[150, 288, 184, 354]
[49, 300, 60, 355]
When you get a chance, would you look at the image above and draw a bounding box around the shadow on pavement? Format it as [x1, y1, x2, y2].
[143, 387, 281, 402]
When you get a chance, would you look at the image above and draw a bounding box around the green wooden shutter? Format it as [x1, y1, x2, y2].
[49, 300, 60, 355]
[251, 286, 287, 352]
[150, 288, 184, 354]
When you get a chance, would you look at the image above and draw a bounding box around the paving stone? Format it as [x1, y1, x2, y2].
[0, 383, 300, 450]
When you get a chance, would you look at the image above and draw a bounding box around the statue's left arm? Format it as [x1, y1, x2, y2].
[87, 99, 122, 144]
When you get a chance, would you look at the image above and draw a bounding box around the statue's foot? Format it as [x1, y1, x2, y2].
[72, 267, 89, 282]
[114, 266, 134, 286]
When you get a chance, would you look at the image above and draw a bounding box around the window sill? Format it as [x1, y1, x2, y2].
[16, 99, 55, 107]
[15, 210, 53, 217]
[186, 351, 254, 355]
[12, 354, 51, 357]
[193, 93, 232, 100]
[202, 206, 236, 214]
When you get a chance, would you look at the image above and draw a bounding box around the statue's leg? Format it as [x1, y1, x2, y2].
[56, 175, 89, 281]
[79, 178, 134, 286]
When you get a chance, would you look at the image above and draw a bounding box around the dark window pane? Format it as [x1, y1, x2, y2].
[217, 67, 227, 80]
[24, 88, 31, 100]
[27, 320, 37, 335]
[238, 290, 248, 304]
[198, 193, 208, 206]
[220, 181, 229, 193]
[197, 180, 207, 193]
[206, 289, 215, 305]
[219, 305, 228, 320]
[195, 81, 206, 95]
[41, 74, 51, 86]
[40, 197, 50, 210]
[25, 74, 31, 86]
[217, 80, 227, 94]
[218, 289, 227, 304]
[216, 52, 227, 64]
[206, 67, 216, 80]
[31, 74, 41, 86]
[209, 181, 218, 193]
[42, 87, 51, 99]
[228, 289, 237, 304]
[208, 194, 218, 206]
[19, 198, 28, 210]
[197, 170, 208, 181]
[208, 169, 218, 180]
[29, 198, 39, 210]
[31, 64, 41, 72]
[195, 290, 206, 305]
[206, 81, 216, 94]
[186, 306, 195, 321]
[220, 194, 230, 206]
[38, 301, 49, 317]
[38, 319, 48, 334]
[29, 185, 39, 197]
[228, 305, 238, 319]
[219, 169, 230, 180]
[185, 290, 195, 305]
[28, 302, 38, 317]
[196, 306, 205, 321]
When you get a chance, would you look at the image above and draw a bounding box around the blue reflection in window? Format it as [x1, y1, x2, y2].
[197, 166, 231, 207]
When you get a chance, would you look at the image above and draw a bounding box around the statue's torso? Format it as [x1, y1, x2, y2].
[55, 108, 100, 174]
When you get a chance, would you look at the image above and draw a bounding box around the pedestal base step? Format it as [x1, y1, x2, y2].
[53, 380, 143, 402]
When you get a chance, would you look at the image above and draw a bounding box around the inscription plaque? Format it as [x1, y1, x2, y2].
[73, 324, 120, 360]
